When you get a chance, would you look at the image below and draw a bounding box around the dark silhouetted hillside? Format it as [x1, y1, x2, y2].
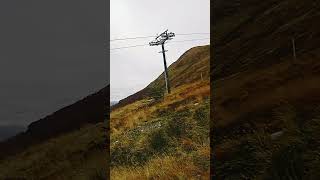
[0, 85, 109, 159]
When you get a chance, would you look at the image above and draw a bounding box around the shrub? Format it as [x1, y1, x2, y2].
[110, 143, 132, 166]
[149, 86, 165, 101]
[192, 105, 210, 143]
[165, 110, 193, 138]
[148, 129, 170, 153]
[111, 140, 152, 166]
[193, 105, 209, 128]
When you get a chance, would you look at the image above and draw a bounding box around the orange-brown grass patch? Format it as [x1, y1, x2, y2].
[111, 80, 210, 132]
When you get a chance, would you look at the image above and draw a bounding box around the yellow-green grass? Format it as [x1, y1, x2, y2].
[110, 80, 210, 179]
[111, 80, 210, 132]
[111, 148, 210, 180]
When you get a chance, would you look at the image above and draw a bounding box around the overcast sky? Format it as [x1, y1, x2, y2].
[110, 0, 210, 102]
[0, 0, 107, 127]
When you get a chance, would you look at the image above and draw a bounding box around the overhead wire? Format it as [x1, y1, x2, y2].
[110, 35, 157, 42]
[110, 32, 210, 42]
[110, 37, 210, 51]
[110, 43, 149, 50]
[169, 38, 210, 43]
[175, 32, 210, 36]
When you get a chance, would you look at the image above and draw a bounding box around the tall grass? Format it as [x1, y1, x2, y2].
[110, 91, 210, 179]
[214, 104, 320, 179]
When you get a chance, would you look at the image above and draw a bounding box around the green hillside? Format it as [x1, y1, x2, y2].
[148, 45, 210, 89]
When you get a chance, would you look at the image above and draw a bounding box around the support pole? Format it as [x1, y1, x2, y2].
[161, 43, 171, 94]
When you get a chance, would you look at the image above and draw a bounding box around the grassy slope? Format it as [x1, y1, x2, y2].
[213, 0, 320, 179]
[110, 45, 210, 179]
[113, 45, 210, 109]
[148, 45, 210, 89]
[0, 122, 108, 179]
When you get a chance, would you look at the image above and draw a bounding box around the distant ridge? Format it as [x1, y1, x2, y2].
[110, 101, 118, 107]
[0, 125, 25, 142]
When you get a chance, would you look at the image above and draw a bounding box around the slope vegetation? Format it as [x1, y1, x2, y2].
[113, 45, 210, 109]
[110, 45, 210, 179]
[212, 0, 320, 179]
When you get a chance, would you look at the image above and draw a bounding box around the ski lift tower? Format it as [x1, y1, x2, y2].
[149, 30, 175, 94]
